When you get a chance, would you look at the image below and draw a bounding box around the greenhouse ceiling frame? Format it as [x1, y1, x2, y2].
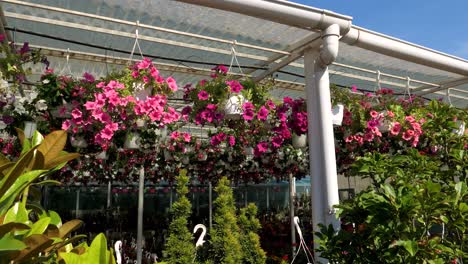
[2, 0, 468, 262]
[3, 0, 468, 102]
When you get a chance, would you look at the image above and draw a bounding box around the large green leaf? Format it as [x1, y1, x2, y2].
[28, 217, 51, 236]
[13, 234, 54, 262]
[31, 131, 44, 148]
[0, 222, 30, 237]
[45, 153, 80, 170]
[37, 130, 67, 164]
[59, 220, 83, 238]
[3, 202, 29, 224]
[14, 128, 26, 149]
[88, 233, 109, 264]
[395, 240, 418, 257]
[0, 170, 47, 216]
[60, 251, 83, 264]
[0, 153, 9, 166]
[0, 235, 26, 252]
[0, 146, 38, 198]
[48, 210, 62, 227]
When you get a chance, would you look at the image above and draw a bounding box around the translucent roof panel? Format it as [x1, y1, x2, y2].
[2, 0, 467, 108]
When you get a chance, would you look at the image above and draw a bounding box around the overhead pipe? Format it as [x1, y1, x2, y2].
[177, 0, 468, 76]
[176, 0, 352, 35]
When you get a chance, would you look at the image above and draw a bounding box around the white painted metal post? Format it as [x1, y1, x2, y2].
[136, 167, 144, 264]
[305, 23, 341, 263]
[289, 173, 296, 257]
[75, 188, 80, 218]
[208, 182, 212, 229]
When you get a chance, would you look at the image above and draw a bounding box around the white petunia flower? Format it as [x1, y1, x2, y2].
[42, 79, 50, 84]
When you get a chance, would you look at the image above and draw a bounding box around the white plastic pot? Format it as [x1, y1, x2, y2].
[96, 150, 108, 160]
[24, 121, 37, 139]
[292, 133, 307, 148]
[244, 147, 254, 160]
[71, 136, 88, 148]
[224, 94, 245, 119]
[133, 82, 152, 101]
[453, 121, 466, 136]
[332, 104, 344, 126]
[124, 132, 141, 149]
[136, 119, 146, 128]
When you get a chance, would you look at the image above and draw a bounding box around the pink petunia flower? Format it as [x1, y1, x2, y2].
[257, 106, 269, 121]
[166, 77, 178, 91]
[226, 80, 243, 93]
[228, 135, 236, 146]
[198, 90, 209, 101]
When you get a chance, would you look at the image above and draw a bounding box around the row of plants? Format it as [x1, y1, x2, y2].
[3, 48, 466, 186]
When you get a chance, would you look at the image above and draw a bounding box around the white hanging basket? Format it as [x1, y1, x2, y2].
[24, 121, 37, 139]
[96, 150, 108, 160]
[244, 146, 254, 160]
[292, 133, 307, 149]
[164, 150, 173, 161]
[198, 152, 208, 161]
[71, 136, 88, 148]
[453, 121, 466, 137]
[331, 104, 344, 126]
[133, 82, 152, 101]
[181, 156, 190, 165]
[224, 94, 245, 119]
[136, 118, 146, 128]
[124, 132, 141, 149]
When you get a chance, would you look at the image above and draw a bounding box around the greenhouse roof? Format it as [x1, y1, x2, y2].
[2, 0, 468, 108]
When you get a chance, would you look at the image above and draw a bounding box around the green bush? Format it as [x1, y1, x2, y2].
[239, 203, 266, 264]
[209, 177, 243, 264]
[163, 169, 196, 264]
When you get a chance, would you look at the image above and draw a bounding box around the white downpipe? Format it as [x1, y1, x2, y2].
[305, 24, 341, 263]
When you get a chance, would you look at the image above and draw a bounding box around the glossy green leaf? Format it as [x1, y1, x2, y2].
[395, 240, 418, 257]
[4, 202, 29, 224]
[0, 235, 26, 252]
[88, 233, 109, 264]
[28, 217, 50, 236]
[48, 210, 62, 227]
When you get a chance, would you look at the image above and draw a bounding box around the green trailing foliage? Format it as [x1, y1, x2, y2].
[163, 169, 196, 264]
[238, 203, 266, 264]
[209, 177, 243, 264]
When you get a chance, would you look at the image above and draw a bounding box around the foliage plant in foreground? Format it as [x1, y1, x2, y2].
[0, 130, 115, 263]
[316, 148, 468, 263]
[163, 169, 196, 264]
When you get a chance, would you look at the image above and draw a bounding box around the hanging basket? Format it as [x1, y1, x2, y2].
[96, 150, 108, 160]
[453, 121, 466, 136]
[244, 146, 254, 160]
[71, 136, 88, 148]
[133, 82, 152, 101]
[331, 104, 344, 126]
[124, 132, 141, 149]
[135, 118, 147, 128]
[224, 94, 245, 119]
[164, 150, 173, 161]
[24, 121, 37, 139]
[292, 133, 307, 149]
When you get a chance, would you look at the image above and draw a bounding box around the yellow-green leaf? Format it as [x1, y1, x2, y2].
[59, 220, 83, 239]
[45, 153, 80, 170]
[37, 130, 67, 164]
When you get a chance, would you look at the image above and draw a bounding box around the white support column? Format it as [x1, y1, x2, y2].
[305, 23, 342, 263]
[136, 167, 145, 264]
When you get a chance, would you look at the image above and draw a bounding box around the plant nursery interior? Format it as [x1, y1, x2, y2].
[0, 0, 467, 263]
